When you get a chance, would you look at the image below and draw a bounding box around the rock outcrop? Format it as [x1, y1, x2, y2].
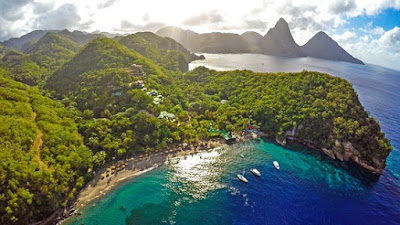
[157, 18, 364, 64]
[301, 31, 364, 64]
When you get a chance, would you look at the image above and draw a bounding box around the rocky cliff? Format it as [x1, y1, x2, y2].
[157, 18, 364, 64]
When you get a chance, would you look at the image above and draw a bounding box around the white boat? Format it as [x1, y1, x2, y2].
[250, 168, 261, 177]
[273, 161, 280, 170]
[237, 174, 248, 183]
[240, 154, 244, 158]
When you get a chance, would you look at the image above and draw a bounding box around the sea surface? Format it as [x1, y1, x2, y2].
[67, 54, 400, 225]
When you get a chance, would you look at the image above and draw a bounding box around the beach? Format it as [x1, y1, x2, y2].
[60, 138, 235, 224]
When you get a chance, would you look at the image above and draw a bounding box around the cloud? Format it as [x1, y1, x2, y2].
[372, 26, 385, 35]
[329, 0, 357, 14]
[345, 26, 400, 70]
[143, 14, 150, 22]
[211, 20, 268, 32]
[33, 4, 82, 30]
[0, 0, 399, 71]
[116, 20, 166, 33]
[97, 0, 119, 9]
[33, 2, 55, 14]
[333, 31, 357, 42]
[0, 0, 31, 21]
[378, 26, 400, 52]
[291, 17, 330, 31]
[243, 20, 268, 31]
[359, 22, 385, 36]
[360, 35, 369, 43]
[183, 10, 223, 26]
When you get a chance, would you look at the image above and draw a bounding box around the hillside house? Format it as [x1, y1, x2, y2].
[158, 111, 176, 120]
[125, 64, 146, 77]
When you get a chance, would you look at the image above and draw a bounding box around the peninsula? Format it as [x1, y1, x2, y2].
[0, 28, 390, 224]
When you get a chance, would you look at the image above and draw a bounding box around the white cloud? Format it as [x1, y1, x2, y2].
[333, 31, 357, 42]
[372, 26, 385, 35]
[378, 26, 400, 49]
[183, 10, 224, 26]
[345, 26, 400, 70]
[359, 23, 385, 36]
[360, 35, 369, 43]
[0, 0, 399, 70]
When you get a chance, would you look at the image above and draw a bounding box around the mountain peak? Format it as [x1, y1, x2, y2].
[302, 31, 364, 64]
[266, 18, 291, 37]
[263, 18, 303, 57]
[314, 31, 330, 39]
[276, 18, 289, 27]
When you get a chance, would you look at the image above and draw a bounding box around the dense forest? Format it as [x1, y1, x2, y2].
[0, 69, 92, 224]
[0, 31, 392, 224]
[118, 32, 202, 72]
[181, 68, 392, 166]
[1, 32, 81, 86]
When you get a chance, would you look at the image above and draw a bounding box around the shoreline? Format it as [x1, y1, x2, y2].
[59, 137, 250, 224]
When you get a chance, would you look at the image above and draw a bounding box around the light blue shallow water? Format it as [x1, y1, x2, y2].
[67, 54, 400, 225]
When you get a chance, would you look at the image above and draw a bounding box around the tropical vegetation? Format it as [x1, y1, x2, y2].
[0, 31, 392, 224]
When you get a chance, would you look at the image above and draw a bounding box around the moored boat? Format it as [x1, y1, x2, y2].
[237, 174, 248, 183]
[273, 161, 280, 170]
[250, 168, 261, 176]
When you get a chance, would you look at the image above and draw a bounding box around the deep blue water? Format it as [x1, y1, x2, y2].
[67, 54, 400, 225]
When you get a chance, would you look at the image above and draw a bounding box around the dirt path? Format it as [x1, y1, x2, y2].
[30, 112, 47, 169]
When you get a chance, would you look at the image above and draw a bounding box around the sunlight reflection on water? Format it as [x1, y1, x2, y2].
[166, 149, 227, 201]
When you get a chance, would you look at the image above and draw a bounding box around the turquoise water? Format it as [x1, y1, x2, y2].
[67, 54, 400, 224]
[66, 141, 400, 225]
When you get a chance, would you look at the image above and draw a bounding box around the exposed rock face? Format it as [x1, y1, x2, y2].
[330, 140, 385, 174]
[262, 18, 304, 57]
[280, 124, 386, 174]
[157, 18, 363, 64]
[301, 31, 364, 64]
[286, 136, 385, 174]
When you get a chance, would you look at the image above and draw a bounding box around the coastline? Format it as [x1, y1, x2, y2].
[55, 131, 381, 225]
[59, 137, 243, 224]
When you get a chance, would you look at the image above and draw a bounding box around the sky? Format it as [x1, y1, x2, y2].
[0, 0, 400, 71]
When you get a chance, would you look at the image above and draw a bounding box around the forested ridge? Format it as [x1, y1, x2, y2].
[0, 32, 392, 224]
[118, 32, 202, 72]
[182, 68, 391, 167]
[1, 32, 80, 86]
[0, 68, 92, 224]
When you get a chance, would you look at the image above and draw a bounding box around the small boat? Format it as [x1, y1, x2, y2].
[273, 161, 280, 170]
[240, 154, 244, 158]
[250, 168, 261, 177]
[237, 174, 248, 183]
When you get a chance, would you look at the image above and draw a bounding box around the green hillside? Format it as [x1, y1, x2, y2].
[25, 32, 80, 71]
[57, 30, 105, 46]
[1, 51, 47, 86]
[46, 38, 171, 114]
[1, 33, 81, 86]
[182, 67, 392, 170]
[0, 43, 10, 58]
[118, 32, 201, 72]
[0, 31, 392, 224]
[0, 71, 92, 224]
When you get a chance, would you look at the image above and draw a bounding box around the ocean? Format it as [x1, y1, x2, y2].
[66, 54, 400, 225]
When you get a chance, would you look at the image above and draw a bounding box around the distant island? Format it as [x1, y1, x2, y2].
[157, 18, 364, 65]
[0, 26, 390, 224]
